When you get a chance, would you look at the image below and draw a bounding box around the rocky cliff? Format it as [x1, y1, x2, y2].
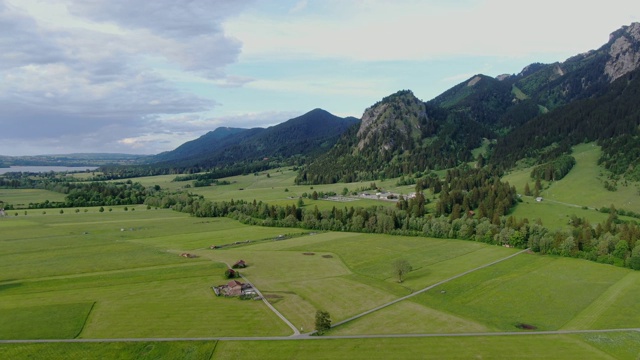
[605, 22, 640, 81]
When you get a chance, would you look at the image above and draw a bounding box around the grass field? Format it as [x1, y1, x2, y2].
[504, 143, 640, 228]
[0, 210, 291, 339]
[3, 162, 640, 359]
[0, 189, 65, 209]
[2, 332, 640, 359]
[543, 143, 640, 214]
[0, 341, 218, 360]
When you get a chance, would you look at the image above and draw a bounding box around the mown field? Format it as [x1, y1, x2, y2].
[2, 147, 640, 358]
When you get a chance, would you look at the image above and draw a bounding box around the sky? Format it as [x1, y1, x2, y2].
[1, 0, 639, 156]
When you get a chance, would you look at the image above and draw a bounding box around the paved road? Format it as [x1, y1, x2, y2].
[1, 328, 639, 344]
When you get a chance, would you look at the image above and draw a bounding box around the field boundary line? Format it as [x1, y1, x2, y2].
[74, 301, 96, 339]
[329, 248, 530, 330]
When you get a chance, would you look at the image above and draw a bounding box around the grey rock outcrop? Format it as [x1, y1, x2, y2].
[605, 22, 640, 82]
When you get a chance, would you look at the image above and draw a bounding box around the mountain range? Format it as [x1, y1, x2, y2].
[4, 23, 639, 182]
[296, 22, 640, 183]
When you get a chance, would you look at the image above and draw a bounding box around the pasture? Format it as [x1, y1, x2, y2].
[0, 209, 291, 339]
[0, 189, 65, 209]
[3, 332, 640, 359]
[3, 166, 640, 359]
[505, 143, 639, 228]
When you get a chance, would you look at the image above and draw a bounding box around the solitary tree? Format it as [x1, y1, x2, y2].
[314, 310, 331, 335]
[393, 259, 412, 283]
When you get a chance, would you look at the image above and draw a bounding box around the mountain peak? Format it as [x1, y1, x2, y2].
[357, 90, 426, 152]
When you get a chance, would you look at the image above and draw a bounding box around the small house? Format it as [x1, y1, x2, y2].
[232, 260, 247, 269]
[536, 197, 543, 202]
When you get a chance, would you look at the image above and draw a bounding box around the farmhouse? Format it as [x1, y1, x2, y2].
[213, 279, 255, 297]
[0, 208, 5, 217]
[180, 253, 197, 258]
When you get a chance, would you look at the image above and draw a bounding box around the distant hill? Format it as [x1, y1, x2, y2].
[0, 153, 146, 167]
[149, 127, 252, 164]
[149, 108, 359, 169]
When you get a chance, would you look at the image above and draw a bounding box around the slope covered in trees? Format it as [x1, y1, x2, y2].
[296, 91, 493, 184]
[491, 67, 640, 168]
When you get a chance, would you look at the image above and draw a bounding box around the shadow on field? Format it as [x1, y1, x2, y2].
[0, 280, 22, 292]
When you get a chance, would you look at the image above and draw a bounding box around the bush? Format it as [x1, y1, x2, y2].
[224, 268, 238, 279]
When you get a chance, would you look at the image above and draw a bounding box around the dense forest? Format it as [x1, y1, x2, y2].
[490, 68, 640, 168]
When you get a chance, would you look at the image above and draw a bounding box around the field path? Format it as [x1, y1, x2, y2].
[329, 248, 530, 330]
[238, 273, 301, 336]
[561, 272, 638, 330]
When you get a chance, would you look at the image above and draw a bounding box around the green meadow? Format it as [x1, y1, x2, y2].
[3, 146, 640, 359]
[0, 189, 65, 209]
[504, 143, 639, 228]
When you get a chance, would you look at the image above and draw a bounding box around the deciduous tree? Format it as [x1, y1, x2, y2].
[314, 310, 331, 335]
[393, 259, 412, 283]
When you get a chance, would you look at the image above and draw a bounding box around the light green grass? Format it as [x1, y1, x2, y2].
[563, 272, 640, 330]
[0, 302, 93, 339]
[211, 333, 640, 359]
[542, 143, 640, 214]
[331, 300, 489, 335]
[512, 84, 529, 100]
[414, 253, 633, 331]
[4, 184, 640, 356]
[199, 232, 518, 332]
[470, 138, 492, 159]
[0, 210, 293, 338]
[2, 333, 639, 359]
[0, 189, 65, 209]
[505, 143, 640, 228]
[0, 341, 217, 360]
[511, 198, 615, 230]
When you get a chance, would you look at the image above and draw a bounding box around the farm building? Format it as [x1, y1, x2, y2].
[213, 280, 255, 297]
[232, 260, 247, 268]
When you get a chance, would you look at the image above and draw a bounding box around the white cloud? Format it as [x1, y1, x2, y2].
[226, 0, 640, 62]
[0, 0, 252, 155]
[289, 0, 308, 14]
